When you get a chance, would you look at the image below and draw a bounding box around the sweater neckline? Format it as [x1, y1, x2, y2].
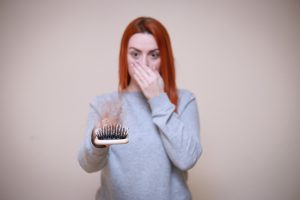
[119, 91, 145, 98]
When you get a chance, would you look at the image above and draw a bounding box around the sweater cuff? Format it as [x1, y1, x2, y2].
[148, 92, 175, 114]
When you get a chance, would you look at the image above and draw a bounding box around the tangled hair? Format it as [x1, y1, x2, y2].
[118, 16, 178, 111]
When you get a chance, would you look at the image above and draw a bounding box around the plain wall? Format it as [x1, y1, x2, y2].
[0, 1, 299, 200]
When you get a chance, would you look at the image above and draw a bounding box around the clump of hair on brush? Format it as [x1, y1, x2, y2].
[93, 96, 129, 145]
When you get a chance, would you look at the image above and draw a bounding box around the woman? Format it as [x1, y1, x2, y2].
[78, 16, 202, 200]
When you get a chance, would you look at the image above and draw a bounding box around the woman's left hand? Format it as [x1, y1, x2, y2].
[132, 62, 164, 100]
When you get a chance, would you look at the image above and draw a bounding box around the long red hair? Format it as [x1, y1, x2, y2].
[118, 16, 178, 111]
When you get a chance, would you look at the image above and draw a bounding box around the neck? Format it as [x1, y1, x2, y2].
[125, 80, 141, 92]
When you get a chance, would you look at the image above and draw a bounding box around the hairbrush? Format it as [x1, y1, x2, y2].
[94, 124, 129, 145]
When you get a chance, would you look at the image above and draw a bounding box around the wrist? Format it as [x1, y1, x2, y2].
[147, 91, 163, 100]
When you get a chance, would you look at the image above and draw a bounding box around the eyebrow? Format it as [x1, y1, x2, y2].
[128, 47, 159, 53]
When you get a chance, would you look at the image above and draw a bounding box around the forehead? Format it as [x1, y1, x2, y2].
[128, 33, 158, 50]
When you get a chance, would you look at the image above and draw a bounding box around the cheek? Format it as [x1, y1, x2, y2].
[127, 64, 134, 77]
[127, 55, 134, 75]
[127, 54, 133, 65]
[151, 59, 161, 71]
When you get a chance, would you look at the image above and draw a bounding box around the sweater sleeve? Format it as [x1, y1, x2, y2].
[148, 92, 202, 171]
[77, 98, 109, 173]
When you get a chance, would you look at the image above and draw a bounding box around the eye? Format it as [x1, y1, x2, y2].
[150, 52, 160, 59]
[130, 51, 140, 58]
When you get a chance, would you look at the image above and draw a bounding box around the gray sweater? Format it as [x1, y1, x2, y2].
[78, 89, 202, 200]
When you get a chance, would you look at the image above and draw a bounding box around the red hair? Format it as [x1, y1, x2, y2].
[118, 17, 178, 111]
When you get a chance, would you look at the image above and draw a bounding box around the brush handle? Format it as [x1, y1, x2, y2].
[93, 137, 129, 145]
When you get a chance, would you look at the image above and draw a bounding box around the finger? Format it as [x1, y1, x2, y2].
[133, 63, 150, 85]
[135, 61, 154, 77]
[143, 64, 156, 76]
[153, 70, 164, 89]
[153, 70, 162, 79]
[133, 72, 147, 90]
[136, 62, 160, 80]
[135, 62, 159, 85]
[132, 67, 147, 88]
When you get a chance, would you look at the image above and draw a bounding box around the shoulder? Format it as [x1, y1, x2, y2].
[177, 88, 197, 103]
[90, 91, 120, 106]
[177, 89, 198, 114]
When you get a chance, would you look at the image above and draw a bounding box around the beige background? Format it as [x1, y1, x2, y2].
[0, 1, 299, 200]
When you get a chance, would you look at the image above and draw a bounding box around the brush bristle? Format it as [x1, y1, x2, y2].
[96, 124, 128, 140]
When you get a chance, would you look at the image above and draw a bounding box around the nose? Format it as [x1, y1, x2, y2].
[140, 55, 149, 67]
